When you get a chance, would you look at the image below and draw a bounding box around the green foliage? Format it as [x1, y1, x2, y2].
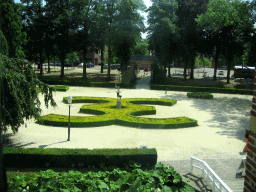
[36, 97, 198, 128]
[0, 0, 27, 59]
[52, 86, 69, 92]
[0, 30, 8, 56]
[4, 148, 158, 169]
[133, 39, 148, 55]
[7, 162, 195, 191]
[37, 76, 136, 88]
[195, 57, 212, 67]
[196, 0, 254, 82]
[187, 92, 213, 99]
[0, 54, 57, 133]
[151, 62, 167, 84]
[151, 84, 253, 95]
[65, 52, 80, 65]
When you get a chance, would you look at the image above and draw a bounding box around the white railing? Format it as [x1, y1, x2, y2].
[190, 156, 232, 192]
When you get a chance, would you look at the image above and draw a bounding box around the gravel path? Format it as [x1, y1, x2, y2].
[3, 86, 250, 162]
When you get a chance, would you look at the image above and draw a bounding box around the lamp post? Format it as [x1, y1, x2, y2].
[67, 96, 73, 141]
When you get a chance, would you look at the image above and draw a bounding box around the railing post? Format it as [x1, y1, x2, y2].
[202, 163, 204, 178]
[191, 157, 194, 173]
[212, 176, 216, 192]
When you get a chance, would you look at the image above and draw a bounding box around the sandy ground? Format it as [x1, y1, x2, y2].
[3, 86, 251, 161]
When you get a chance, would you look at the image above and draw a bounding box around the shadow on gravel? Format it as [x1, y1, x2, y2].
[191, 97, 251, 141]
[38, 141, 69, 148]
[163, 93, 251, 141]
[161, 93, 192, 101]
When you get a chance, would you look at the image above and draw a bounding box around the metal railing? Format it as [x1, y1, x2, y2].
[190, 156, 232, 192]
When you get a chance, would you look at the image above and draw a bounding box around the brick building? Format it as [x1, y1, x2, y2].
[244, 73, 256, 192]
[77, 47, 99, 65]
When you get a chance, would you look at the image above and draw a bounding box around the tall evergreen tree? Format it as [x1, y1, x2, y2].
[0, 0, 27, 59]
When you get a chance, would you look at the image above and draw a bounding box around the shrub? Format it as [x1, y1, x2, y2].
[187, 92, 213, 99]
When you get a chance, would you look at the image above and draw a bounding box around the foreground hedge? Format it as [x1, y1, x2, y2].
[7, 162, 195, 192]
[37, 97, 198, 128]
[151, 84, 253, 95]
[4, 148, 157, 168]
[38, 77, 135, 89]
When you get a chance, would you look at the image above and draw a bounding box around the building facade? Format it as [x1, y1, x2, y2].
[244, 72, 256, 192]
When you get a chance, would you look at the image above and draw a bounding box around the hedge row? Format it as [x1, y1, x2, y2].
[37, 97, 198, 128]
[4, 148, 157, 168]
[151, 84, 253, 95]
[53, 85, 69, 91]
[187, 92, 213, 99]
[38, 77, 135, 89]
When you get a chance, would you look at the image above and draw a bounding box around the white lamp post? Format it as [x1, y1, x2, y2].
[67, 96, 73, 141]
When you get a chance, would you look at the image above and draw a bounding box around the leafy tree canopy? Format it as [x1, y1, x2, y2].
[0, 54, 57, 133]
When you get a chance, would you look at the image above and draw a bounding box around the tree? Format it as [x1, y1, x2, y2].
[175, 0, 209, 79]
[133, 39, 148, 55]
[113, 0, 145, 76]
[196, 0, 254, 83]
[0, 53, 57, 191]
[0, 0, 27, 59]
[65, 52, 80, 65]
[0, 30, 8, 56]
[147, 0, 178, 78]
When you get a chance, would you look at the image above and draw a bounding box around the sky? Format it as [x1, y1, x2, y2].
[14, 0, 152, 38]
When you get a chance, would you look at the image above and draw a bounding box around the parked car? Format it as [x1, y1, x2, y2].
[144, 68, 150, 72]
[78, 63, 83, 68]
[103, 64, 109, 69]
[218, 71, 224, 75]
[55, 61, 61, 66]
[111, 64, 120, 69]
[86, 62, 94, 68]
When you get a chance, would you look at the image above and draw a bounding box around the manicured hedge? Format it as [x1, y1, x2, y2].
[38, 77, 135, 89]
[151, 84, 253, 95]
[37, 97, 198, 128]
[187, 92, 213, 99]
[53, 85, 69, 91]
[4, 147, 157, 168]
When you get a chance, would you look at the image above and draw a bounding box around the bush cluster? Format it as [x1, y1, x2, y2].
[37, 77, 135, 89]
[36, 97, 198, 128]
[4, 148, 157, 169]
[187, 92, 213, 99]
[151, 84, 253, 95]
[7, 162, 195, 192]
[53, 85, 69, 91]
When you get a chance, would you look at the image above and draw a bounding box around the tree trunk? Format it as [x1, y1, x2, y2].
[107, 47, 111, 82]
[82, 50, 87, 80]
[47, 56, 50, 73]
[40, 51, 43, 76]
[100, 45, 104, 73]
[0, 130, 8, 192]
[190, 56, 195, 80]
[60, 54, 65, 78]
[183, 64, 187, 79]
[168, 63, 171, 78]
[0, 67, 8, 192]
[227, 57, 232, 84]
[213, 44, 220, 81]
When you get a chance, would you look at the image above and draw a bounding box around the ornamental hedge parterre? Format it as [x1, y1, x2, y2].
[36, 97, 198, 128]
